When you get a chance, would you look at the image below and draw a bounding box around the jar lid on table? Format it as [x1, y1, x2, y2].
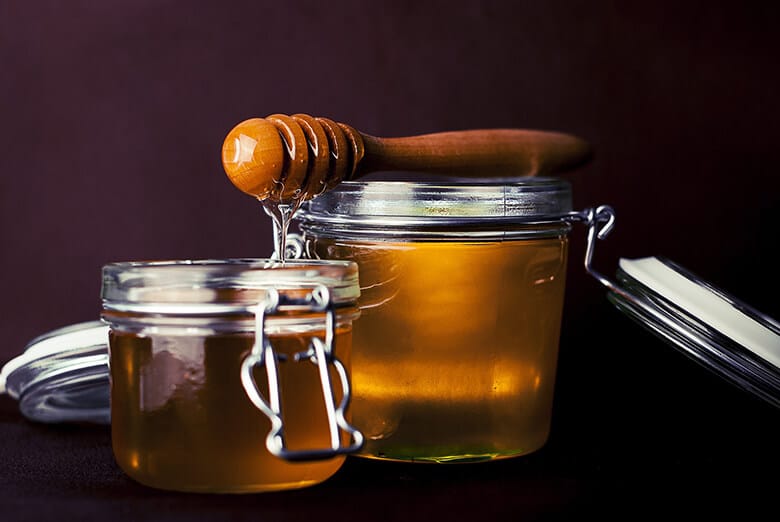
[0, 321, 110, 424]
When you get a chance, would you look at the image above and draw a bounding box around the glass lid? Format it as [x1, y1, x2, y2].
[579, 206, 780, 408]
[0, 321, 110, 424]
[609, 256, 780, 407]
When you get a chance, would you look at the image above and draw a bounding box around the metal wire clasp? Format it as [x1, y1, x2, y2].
[239, 286, 364, 461]
[565, 205, 618, 290]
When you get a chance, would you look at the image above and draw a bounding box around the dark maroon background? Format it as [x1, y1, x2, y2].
[1, 1, 778, 519]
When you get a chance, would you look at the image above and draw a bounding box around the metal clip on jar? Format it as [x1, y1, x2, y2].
[294, 178, 601, 463]
[100, 259, 363, 493]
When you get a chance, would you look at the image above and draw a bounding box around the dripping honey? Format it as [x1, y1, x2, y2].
[262, 201, 299, 263]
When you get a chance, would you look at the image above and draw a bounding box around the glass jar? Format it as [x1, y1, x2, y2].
[100, 259, 363, 492]
[295, 177, 578, 463]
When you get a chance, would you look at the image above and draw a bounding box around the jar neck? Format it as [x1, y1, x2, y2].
[102, 306, 360, 335]
[297, 217, 573, 241]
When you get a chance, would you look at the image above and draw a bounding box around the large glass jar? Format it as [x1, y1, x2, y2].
[296, 178, 574, 463]
[101, 259, 362, 492]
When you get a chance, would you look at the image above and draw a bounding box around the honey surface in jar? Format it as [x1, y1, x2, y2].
[308, 238, 568, 462]
[109, 328, 352, 493]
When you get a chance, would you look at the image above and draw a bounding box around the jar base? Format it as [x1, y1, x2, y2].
[123, 474, 331, 494]
[354, 445, 545, 464]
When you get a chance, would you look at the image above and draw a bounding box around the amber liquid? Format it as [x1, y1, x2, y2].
[309, 237, 568, 462]
[109, 328, 351, 492]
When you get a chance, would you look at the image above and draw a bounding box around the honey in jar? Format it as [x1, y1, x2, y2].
[101, 259, 362, 492]
[296, 178, 573, 463]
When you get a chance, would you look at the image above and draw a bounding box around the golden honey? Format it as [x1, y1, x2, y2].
[307, 238, 567, 462]
[108, 329, 352, 492]
[101, 259, 361, 492]
[296, 178, 574, 463]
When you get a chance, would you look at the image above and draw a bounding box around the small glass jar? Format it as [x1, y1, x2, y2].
[100, 259, 362, 493]
[295, 178, 578, 463]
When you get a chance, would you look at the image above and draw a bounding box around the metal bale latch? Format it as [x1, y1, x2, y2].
[240, 285, 364, 461]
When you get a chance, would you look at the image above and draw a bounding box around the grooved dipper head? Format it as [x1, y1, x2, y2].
[221, 118, 285, 200]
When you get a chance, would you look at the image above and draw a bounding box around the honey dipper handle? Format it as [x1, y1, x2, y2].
[357, 129, 591, 178]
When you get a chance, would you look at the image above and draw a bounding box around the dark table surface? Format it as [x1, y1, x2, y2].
[2, 308, 778, 521]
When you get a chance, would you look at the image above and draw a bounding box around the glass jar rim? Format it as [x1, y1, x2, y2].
[101, 258, 360, 313]
[298, 177, 572, 222]
[296, 177, 573, 240]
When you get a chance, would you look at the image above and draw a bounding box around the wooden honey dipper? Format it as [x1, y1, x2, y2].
[221, 113, 592, 202]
